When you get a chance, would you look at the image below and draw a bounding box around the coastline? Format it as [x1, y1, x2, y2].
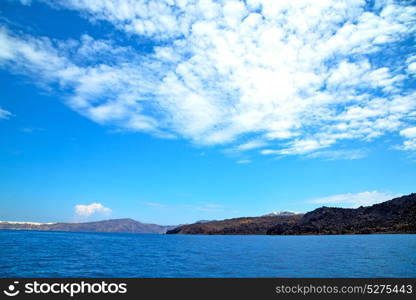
[1, 193, 415, 236]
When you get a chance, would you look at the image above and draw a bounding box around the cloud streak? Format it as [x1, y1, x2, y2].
[0, 107, 12, 119]
[0, 0, 415, 158]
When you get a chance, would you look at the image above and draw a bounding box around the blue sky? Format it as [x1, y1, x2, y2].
[0, 0, 415, 225]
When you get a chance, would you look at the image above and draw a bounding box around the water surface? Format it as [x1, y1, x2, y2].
[0, 230, 415, 277]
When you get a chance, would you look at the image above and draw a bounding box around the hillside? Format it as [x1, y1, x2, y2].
[168, 193, 416, 235]
[0, 218, 175, 234]
[2, 194, 415, 235]
[269, 193, 416, 235]
[166, 215, 303, 235]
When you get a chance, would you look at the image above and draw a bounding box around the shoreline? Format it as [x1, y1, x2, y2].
[1, 228, 415, 236]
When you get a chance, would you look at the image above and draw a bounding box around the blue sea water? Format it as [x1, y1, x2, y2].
[0, 230, 415, 277]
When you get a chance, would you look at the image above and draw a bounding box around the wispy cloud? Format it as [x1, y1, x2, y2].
[235, 140, 268, 152]
[308, 191, 397, 208]
[139, 200, 224, 213]
[236, 159, 251, 164]
[164, 202, 226, 213]
[400, 127, 416, 151]
[74, 203, 112, 217]
[20, 127, 44, 133]
[0, 107, 12, 119]
[0, 1, 415, 158]
[140, 201, 166, 208]
[185, 203, 225, 213]
[307, 149, 367, 161]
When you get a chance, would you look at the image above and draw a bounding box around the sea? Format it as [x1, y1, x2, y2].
[0, 230, 415, 277]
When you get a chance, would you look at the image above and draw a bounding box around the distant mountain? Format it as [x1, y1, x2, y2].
[0, 221, 55, 226]
[262, 210, 302, 217]
[0, 218, 176, 234]
[195, 220, 214, 223]
[168, 193, 416, 235]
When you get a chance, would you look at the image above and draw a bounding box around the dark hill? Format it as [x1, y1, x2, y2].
[168, 193, 416, 235]
[166, 215, 303, 235]
[269, 193, 416, 235]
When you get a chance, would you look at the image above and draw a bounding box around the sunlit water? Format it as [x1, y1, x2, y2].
[0, 230, 415, 277]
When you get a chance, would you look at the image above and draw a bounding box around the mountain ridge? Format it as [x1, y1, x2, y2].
[2, 193, 415, 235]
[168, 193, 416, 235]
[262, 210, 303, 217]
[0, 218, 176, 234]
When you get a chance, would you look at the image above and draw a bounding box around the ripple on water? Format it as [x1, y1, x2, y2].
[0, 231, 415, 277]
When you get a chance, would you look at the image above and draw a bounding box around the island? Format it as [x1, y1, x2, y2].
[167, 193, 416, 235]
[0, 218, 175, 234]
[1, 193, 414, 235]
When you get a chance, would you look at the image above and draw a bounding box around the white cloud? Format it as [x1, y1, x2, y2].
[74, 203, 112, 217]
[1, 0, 416, 157]
[0, 107, 12, 119]
[400, 127, 416, 151]
[408, 63, 416, 74]
[401, 127, 416, 139]
[308, 191, 397, 208]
